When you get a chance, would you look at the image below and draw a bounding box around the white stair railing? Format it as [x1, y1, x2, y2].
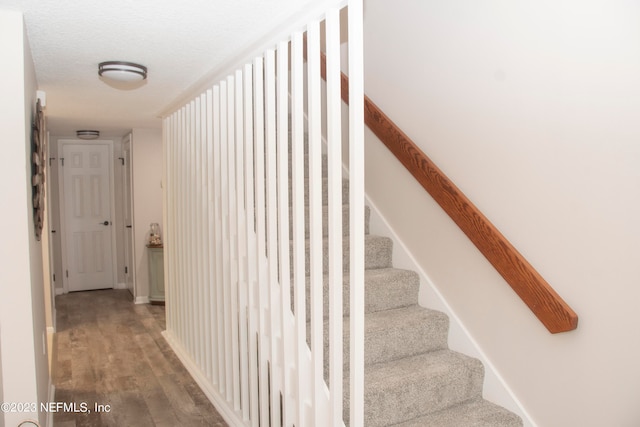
[162, 1, 363, 425]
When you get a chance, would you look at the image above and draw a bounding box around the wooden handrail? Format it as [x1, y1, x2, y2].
[318, 53, 578, 333]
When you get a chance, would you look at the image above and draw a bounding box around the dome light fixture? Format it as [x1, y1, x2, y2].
[77, 130, 100, 140]
[99, 61, 147, 82]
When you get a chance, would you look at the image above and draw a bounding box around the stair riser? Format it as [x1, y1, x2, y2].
[295, 235, 392, 275]
[288, 205, 370, 238]
[361, 307, 450, 366]
[287, 236, 393, 279]
[353, 352, 485, 427]
[296, 268, 420, 322]
[318, 306, 450, 374]
[287, 177, 349, 207]
[287, 148, 328, 180]
[393, 399, 524, 427]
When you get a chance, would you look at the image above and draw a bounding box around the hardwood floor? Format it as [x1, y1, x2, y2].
[53, 289, 228, 427]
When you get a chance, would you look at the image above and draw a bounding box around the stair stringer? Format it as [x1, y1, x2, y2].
[364, 194, 536, 427]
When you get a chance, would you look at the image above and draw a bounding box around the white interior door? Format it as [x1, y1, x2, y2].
[61, 142, 115, 292]
[122, 134, 135, 296]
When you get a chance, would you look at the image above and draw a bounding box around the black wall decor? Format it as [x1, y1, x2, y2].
[32, 99, 46, 241]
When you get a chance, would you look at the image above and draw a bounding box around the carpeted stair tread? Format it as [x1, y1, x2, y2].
[301, 268, 420, 321]
[391, 398, 524, 427]
[298, 234, 393, 273]
[362, 305, 450, 366]
[363, 350, 485, 427]
[324, 306, 450, 372]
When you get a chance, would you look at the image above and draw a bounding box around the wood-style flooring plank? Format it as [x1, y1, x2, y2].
[53, 289, 227, 427]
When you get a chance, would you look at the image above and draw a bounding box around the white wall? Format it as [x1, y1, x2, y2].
[131, 128, 163, 302]
[0, 10, 50, 426]
[364, 0, 640, 426]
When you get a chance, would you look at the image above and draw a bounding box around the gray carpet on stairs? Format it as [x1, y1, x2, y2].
[294, 147, 522, 426]
[304, 214, 523, 426]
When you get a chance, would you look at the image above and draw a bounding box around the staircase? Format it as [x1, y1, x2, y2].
[305, 154, 523, 426]
[162, 6, 526, 422]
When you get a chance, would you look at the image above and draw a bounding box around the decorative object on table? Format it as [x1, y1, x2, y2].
[148, 222, 162, 246]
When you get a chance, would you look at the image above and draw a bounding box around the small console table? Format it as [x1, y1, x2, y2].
[147, 244, 165, 305]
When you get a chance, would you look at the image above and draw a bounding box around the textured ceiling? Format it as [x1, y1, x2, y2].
[0, 0, 317, 137]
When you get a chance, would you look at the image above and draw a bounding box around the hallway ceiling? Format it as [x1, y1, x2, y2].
[0, 0, 316, 137]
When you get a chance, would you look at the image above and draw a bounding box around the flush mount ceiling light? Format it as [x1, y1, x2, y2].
[77, 130, 100, 140]
[98, 61, 147, 82]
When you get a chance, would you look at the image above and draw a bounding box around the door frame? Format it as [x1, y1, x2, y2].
[44, 130, 56, 330]
[121, 133, 136, 298]
[57, 139, 118, 294]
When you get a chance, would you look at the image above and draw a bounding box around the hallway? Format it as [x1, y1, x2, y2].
[53, 290, 227, 427]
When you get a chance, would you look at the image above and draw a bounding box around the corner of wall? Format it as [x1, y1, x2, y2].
[131, 128, 163, 301]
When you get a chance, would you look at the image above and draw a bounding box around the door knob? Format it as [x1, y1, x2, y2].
[100, 220, 110, 226]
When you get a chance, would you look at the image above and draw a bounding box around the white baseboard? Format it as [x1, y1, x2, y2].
[114, 282, 127, 289]
[134, 296, 150, 304]
[55, 287, 64, 296]
[162, 330, 245, 426]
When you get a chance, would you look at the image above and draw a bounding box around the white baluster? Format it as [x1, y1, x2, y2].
[219, 81, 234, 402]
[205, 88, 220, 387]
[326, 8, 343, 425]
[276, 39, 293, 427]
[234, 69, 251, 421]
[193, 96, 203, 370]
[349, 0, 365, 425]
[243, 62, 261, 427]
[213, 85, 227, 395]
[291, 29, 308, 427]
[307, 19, 329, 427]
[186, 102, 196, 359]
[253, 56, 271, 427]
[265, 48, 283, 427]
